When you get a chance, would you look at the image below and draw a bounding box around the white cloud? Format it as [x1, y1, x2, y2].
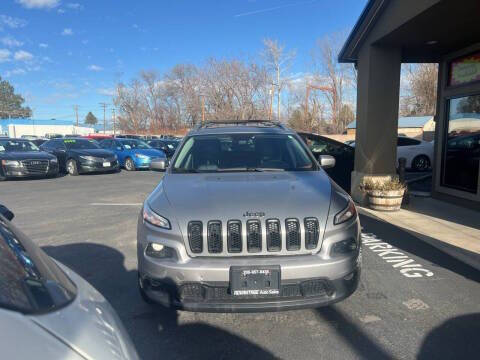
[1, 36, 23, 48]
[61, 28, 73, 36]
[97, 87, 115, 96]
[0, 15, 28, 29]
[87, 64, 103, 72]
[14, 50, 34, 61]
[0, 48, 11, 62]
[39, 43, 48, 48]
[81, 39, 88, 45]
[5, 68, 27, 77]
[66, 3, 83, 10]
[57, 8, 65, 14]
[16, 0, 60, 9]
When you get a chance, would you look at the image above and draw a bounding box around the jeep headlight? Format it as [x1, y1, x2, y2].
[334, 199, 357, 225]
[2, 160, 22, 167]
[50, 157, 58, 163]
[143, 204, 171, 229]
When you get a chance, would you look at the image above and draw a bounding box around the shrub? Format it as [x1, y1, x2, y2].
[360, 178, 406, 192]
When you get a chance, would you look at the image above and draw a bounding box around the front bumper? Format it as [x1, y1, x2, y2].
[78, 160, 119, 173]
[139, 266, 360, 312]
[133, 157, 166, 169]
[2, 163, 59, 178]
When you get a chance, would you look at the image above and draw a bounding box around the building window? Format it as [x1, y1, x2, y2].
[442, 95, 480, 193]
[449, 52, 480, 86]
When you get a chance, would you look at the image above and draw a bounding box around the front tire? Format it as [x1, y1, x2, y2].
[66, 159, 79, 176]
[125, 157, 135, 171]
[412, 155, 431, 172]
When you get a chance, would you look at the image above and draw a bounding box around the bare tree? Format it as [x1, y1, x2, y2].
[310, 33, 356, 132]
[262, 39, 296, 121]
[400, 63, 438, 116]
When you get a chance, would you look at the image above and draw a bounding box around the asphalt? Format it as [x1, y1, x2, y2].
[1, 171, 479, 360]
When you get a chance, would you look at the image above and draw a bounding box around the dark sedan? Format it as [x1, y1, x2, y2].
[40, 138, 119, 176]
[147, 139, 179, 158]
[0, 138, 59, 181]
[298, 132, 354, 193]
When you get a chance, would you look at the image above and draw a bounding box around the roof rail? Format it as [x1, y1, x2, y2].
[195, 120, 286, 130]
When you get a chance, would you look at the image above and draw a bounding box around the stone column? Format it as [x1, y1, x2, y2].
[351, 45, 402, 203]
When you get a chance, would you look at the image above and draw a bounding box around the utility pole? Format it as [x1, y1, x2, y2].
[201, 96, 205, 124]
[269, 84, 274, 121]
[276, 65, 280, 121]
[73, 105, 79, 127]
[99, 103, 108, 134]
[112, 108, 116, 136]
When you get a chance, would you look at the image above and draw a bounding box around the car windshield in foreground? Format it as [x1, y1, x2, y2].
[172, 134, 315, 173]
[63, 139, 101, 150]
[0, 140, 40, 152]
[0, 217, 77, 314]
[121, 139, 152, 150]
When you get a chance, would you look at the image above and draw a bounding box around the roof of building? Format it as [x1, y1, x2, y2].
[346, 115, 434, 129]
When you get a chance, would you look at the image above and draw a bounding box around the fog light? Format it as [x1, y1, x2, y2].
[145, 243, 175, 259]
[331, 238, 357, 256]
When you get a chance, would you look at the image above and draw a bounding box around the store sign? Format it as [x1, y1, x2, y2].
[450, 52, 480, 86]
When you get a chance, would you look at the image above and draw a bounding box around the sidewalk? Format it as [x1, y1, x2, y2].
[358, 196, 480, 272]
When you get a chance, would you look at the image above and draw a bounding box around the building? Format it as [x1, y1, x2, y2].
[346, 116, 436, 140]
[0, 119, 95, 138]
[339, 0, 480, 209]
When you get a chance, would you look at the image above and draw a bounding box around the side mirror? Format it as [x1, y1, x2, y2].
[0, 205, 14, 221]
[150, 158, 168, 171]
[318, 155, 335, 169]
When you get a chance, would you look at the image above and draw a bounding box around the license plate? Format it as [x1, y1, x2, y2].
[230, 266, 280, 296]
[103, 162, 110, 167]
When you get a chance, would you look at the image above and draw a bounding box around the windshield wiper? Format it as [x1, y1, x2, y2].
[216, 167, 285, 172]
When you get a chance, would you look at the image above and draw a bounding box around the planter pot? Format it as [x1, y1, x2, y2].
[367, 189, 405, 212]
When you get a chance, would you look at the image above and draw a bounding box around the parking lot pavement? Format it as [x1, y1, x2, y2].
[2, 171, 480, 360]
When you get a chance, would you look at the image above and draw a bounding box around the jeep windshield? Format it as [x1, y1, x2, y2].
[172, 134, 316, 173]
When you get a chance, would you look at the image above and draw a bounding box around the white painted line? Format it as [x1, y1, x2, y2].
[90, 203, 142, 206]
[362, 232, 434, 278]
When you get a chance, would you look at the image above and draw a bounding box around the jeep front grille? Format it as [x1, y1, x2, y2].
[207, 221, 222, 253]
[266, 219, 281, 252]
[285, 218, 301, 251]
[246, 219, 262, 253]
[227, 220, 242, 253]
[304, 218, 319, 249]
[188, 221, 203, 253]
[186, 217, 321, 256]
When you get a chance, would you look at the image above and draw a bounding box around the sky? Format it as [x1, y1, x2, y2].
[0, 0, 367, 121]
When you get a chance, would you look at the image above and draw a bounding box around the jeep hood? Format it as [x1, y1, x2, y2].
[158, 171, 332, 227]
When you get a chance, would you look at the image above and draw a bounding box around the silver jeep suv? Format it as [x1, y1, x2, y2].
[137, 121, 361, 312]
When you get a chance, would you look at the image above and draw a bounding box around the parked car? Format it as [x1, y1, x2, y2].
[147, 139, 180, 158]
[298, 132, 354, 193]
[0, 205, 139, 360]
[348, 136, 433, 171]
[99, 138, 166, 171]
[137, 120, 360, 312]
[40, 138, 119, 176]
[344, 139, 355, 146]
[31, 138, 48, 147]
[0, 138, 59, 181]
[45, 133, 63, 139]
[84, 134, 113, 141]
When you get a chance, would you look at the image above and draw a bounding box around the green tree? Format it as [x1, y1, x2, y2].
[0, 76, 32, 118]
[84, 112, 98, 125]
